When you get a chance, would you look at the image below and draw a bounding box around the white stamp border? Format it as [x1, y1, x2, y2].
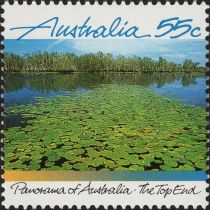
[0, 0, 209, 209]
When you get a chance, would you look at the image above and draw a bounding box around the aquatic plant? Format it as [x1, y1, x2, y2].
[5, 52, 205, 73]
[4, 85, 206, 171]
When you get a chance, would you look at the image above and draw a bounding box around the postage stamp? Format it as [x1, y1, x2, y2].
[1, 1, 209, 208]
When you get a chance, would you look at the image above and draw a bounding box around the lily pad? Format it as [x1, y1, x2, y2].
[4, 84, 206, 171]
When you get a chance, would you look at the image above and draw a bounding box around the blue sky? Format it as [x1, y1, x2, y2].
[4, 39, 207, 66]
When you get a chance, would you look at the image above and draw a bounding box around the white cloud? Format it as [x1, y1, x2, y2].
[72, 39, 170, 55]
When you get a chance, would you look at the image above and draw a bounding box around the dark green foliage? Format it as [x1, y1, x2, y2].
[4, 85, 206, 171]
[5, 52, 206, 73]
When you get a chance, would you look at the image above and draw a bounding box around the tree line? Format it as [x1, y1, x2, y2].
[4, 52, 206, 73]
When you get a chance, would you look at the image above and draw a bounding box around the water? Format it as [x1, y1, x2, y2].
[4, 39, 207, 66]
[4, 39, 207, 108]
[151, 77, 206, 107]
[4, 72, 206, 108]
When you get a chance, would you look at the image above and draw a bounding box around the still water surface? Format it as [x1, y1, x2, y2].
[4, 72, 206, 107]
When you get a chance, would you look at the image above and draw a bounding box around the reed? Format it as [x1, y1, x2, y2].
[5, 52, 205, 73]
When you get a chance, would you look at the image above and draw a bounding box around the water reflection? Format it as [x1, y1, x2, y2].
[4, 72, 206, 107]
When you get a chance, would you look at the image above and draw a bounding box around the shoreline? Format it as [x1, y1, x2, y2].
[5, 71, 207, 74]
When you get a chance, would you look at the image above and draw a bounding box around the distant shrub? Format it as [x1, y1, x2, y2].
[4, 52, 206, 73]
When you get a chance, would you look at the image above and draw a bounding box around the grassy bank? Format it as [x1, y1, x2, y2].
[5, 52, 206, 73]
[5, 84, 206, 171]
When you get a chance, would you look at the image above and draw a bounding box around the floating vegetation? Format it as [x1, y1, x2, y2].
[4, 84, 206, 171]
